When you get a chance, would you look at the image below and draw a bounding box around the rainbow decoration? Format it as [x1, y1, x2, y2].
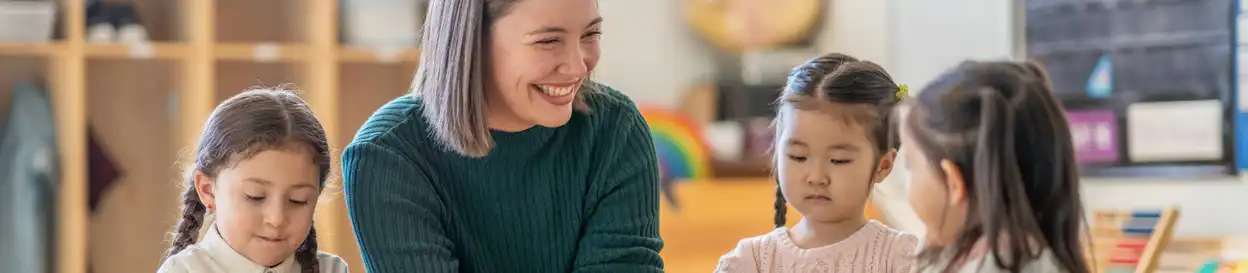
[638, 106, 712, 183]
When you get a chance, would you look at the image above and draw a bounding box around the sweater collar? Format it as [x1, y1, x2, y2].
[203, 224, 299, 273]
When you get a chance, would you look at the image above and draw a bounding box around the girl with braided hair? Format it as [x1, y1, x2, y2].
[715, 53, 918, 273]
[158, 88, 348, 273]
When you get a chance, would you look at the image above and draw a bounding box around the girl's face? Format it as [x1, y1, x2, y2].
[901, 118, 968, 246]
[486, 0, 602, 131]
[775, 106, 894, 224]
[195, 144, 321, 266]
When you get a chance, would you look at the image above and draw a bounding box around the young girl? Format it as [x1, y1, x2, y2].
[900, 61, 1089, 273]
[715, 53, 919, 273]
[157, 89, 349, 273]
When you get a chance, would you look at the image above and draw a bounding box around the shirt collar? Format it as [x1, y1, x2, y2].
[202, 224, 299, 273]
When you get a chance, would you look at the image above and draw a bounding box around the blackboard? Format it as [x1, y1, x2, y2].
[1025, 0, 1237, 177]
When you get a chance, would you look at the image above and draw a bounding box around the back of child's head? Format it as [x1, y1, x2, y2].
[165, 88, 330, 273]
[771, 52, 904, 228]
[901, 60, 1087, 273]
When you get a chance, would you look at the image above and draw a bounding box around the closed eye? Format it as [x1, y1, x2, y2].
[536, 38, 560, 45]
[245, 195, 265, 202]
[830, 159, 852, 165]
[787, 155, 807, 163]
[288, 199, 309, 205]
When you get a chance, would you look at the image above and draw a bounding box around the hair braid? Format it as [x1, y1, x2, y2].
[773, 184, 787, 228]
[295, 226, 320, 273]
[165, 184, 207, 259]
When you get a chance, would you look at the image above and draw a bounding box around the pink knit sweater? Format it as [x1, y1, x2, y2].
[715, 220, 919, 273]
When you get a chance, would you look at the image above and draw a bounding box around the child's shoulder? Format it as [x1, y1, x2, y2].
[156, 245, 214, 273]
[315, 251, 351, 273]
[865, 220, 920, 249]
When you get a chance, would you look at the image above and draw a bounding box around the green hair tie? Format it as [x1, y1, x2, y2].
[897, 84, 910, 100]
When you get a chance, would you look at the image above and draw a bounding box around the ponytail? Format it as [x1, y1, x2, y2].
[773, 183, 787, 228]
[166, 182, 207, 259]
[295, 225, 320, 273]
[973, 88, 1043, 271]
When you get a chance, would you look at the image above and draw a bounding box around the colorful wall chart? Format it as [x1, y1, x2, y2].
[1067, 109, 1120, 163]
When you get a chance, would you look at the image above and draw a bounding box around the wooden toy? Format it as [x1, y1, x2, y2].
[1088, 207, 1179, 273]
[639, 106, 713, 209]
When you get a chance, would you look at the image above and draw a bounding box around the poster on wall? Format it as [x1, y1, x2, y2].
[1027, 0, 1236, 176]
[1067, 109, 1120, 164]
[1127, 100, 1224, 162]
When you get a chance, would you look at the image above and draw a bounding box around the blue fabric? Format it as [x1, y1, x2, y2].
[0, 82, 59, 273]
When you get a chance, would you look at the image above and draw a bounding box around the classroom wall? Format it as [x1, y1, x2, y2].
[593, 0, 891, 107]
[595, 0, 1248, 236]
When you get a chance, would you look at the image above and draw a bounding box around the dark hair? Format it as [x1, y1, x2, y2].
[771, 53, 903, 228]
[416, 0, 593, 157]
[164, 88, 332, 273]
[903, 61, 1088, 273]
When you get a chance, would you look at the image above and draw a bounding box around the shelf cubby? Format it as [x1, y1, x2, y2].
[85, 59, 182, 273]
[337, 63, 416, 142]
[0, 0, 421, 272]
[84, 0, 186, 42]
[335, 61, 417, 273]
[215, 0, 308, 43]
[214, 61, 306, 101]
[0, 56, 50, 118]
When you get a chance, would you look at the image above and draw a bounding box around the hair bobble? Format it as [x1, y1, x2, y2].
[897, 84, 910, 100]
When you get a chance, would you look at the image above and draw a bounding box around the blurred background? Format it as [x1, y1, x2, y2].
[1, 0, 1247, 272]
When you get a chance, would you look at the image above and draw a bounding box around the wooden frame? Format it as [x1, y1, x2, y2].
[0, 0, 420, 272]
[1088, 207, 1180, 273]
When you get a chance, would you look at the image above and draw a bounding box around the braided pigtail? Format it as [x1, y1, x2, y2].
[295, 225, 320, 273]
[165, 183, 207, 259]
[773, 184, 787, 228]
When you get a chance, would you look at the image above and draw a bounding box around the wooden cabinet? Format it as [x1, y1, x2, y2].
[0, 1, 419, 272]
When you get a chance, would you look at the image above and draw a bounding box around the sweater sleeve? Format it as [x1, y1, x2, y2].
[572, 105, 664, 272]
[342, 142, 457, 273]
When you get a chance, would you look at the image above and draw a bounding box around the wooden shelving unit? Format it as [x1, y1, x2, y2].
[0, 0, 419, 272]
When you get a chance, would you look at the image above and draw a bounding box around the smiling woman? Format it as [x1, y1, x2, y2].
[340, 0, 664, 272]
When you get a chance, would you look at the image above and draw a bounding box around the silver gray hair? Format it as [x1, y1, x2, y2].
[413, 0, 593, 158]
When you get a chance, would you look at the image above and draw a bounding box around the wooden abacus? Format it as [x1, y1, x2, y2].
[1088, 207, 1180, 273]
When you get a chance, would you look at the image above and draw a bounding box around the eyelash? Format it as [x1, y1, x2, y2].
[786, 155, 852, 165]
[536, 31, 604, 45]
[245, 195, 309, 205]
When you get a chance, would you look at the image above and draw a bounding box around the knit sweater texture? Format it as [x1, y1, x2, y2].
[341, 86, 663, 273]
[715, 220, 918, 273]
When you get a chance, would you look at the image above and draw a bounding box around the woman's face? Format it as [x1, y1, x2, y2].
[486, 0, 602, 131]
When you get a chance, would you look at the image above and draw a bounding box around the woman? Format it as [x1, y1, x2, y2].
[340, 0, 664, 272]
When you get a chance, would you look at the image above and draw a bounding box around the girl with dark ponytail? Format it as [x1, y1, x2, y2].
[157, 88, 348, 273]
[902, 61, 1089, 273]
[716, 53, 918, 272]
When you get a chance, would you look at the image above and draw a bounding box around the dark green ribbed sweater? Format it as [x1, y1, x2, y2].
[341, 87, 664, 273]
